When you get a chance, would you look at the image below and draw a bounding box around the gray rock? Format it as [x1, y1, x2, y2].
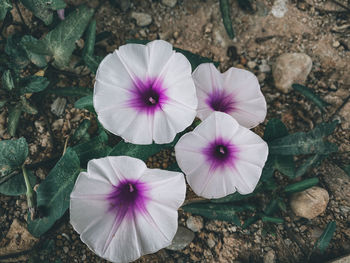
[264, 250, 276, 263]
[186, 216, 203, 232]
[162, 0, 177, 8]
[272, 53, 312, 93]
[328, 254, 350, 263]
[131, 12, 152, 27]
[51, 97, 66, 116]
[271, 0, 288, 18]
[290, 186, 329, 219]
[166, 226, 194, 251]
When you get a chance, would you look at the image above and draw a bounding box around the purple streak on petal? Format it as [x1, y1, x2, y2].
[128, 77, 168, 115]
[57, 9, 65, 20]
[106, 179, 149, 223]
[202, 137, 239, 171]
[206, 89, 236, 113]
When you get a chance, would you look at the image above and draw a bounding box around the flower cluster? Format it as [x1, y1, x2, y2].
[70, 40, 268, 262]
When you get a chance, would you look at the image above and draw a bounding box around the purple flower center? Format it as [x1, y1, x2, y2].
[106, 179, 149, 221]
[128, 77, 168, 115]
[206, 89, 236, 113]
[202, 137, 239, 171]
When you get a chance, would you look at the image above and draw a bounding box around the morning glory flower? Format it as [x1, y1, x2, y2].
[192, 63, 267, 129]
[93, 40, 197, 144]
[70, 156, 186, 263]
[175, 111, 268, 199]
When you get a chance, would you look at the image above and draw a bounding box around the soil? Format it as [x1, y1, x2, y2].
[1, 0, 350, 262]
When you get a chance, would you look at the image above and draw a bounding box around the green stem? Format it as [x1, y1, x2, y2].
[22, 165, 36, 220]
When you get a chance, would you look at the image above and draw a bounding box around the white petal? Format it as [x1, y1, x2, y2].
[147, 40, 175, 78]
[192, 63, 223, 94]
[232, 97, 267, 128]
[152, 110, 176, 144]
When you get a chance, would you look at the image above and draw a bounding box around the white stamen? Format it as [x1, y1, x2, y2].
[219, 146, 225, 154]
[149, 97, 156, 104]
[128, 183, 134, 192]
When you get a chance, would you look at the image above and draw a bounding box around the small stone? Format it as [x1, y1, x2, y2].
[290, 186, 329, 219]
[332, 41, 340, 48]
[207, 238, 216, 248]
[162, 0, 177, 8]
[51, 97, 67, 116]
[264, 250, 276, 263]
[186, 216, 203, 232]
[166, 226, 194, 251]
[258, 73, 266, 83]
[131, 12, 152, 27]
[34, 120, 45, 133]
[63, 246, 69, 253]
[52, 119, 64, 131]
[247, 61, 257, 69]
[272, 53, 312, 93]
[259, 60, 271, 73]
[82, 254, 87, 260]
[271, 0, 288, 18]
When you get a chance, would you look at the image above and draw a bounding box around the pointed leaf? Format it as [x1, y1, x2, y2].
[261, 216, 284, 224]
[292, 84, 329, 112]
[19, 76, 50, 95]
[0, 0, 12, 20]
[314, 221, 336, 253]
[8, 104, 22, 137]
[5, 34, 30, 70]
[0, 137, 28, 177]
[2, 70, 14, 91]
[242, 215, 260, 229]
[211, 191, 256, 203]
[20, 35, 48, 67]
[219, 0, 235, 39]
[72, 119, 91, 143]
[21, 96, 38, 115]
[27, 148, 80, 237]
[46, 87, 92, 97]
[82, 20, 96, 58]
[0, 170, 36, 196]
[74, 95, 94, 112]
[284, 177, 319, 194]
[0, 99, 7, 109]
[294, 154, 328, 178]
[263, 118, 288, 142]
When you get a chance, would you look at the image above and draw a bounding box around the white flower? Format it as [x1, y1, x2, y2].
[192, 63, 267, 129]
[70, 156, 186, 263]
[175, 112, 268, 199]
[93, 40, 197, 144]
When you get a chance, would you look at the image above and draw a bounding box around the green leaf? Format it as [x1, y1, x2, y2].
[72, 119, 91, 143]
[268, 121, 338, 155]
[182, 203, 244, 225]
[284, 177, 319, 194]
[0, 170, 36, 196]
[343, 165, 350, 177]
[314, 221, 336, 253]
[7, 104, 22, 137]
[292, 84, 329, 112]
[83, 54, 102, 74]
[20, 0, 66, 25]
[73, 132, 110, 166]
[20, 96, 38, 115]
[0, 99, 7, 109]
[2, 70, 15, 91]
[0, 0, 12, 20]
[264, 199, 279, 215]
[46, 87, 92, 97]
[219, 0, 235, 39]
[5, 34, 30, 70]
[27, 148, 80, 237]
[242, 215, 260, 229]
[263, 118, 288, 142]
[0, 138, 28, 177]
[261, 216, 284, 224]
[271, 154, 295, 178]
[35, 5, 94, 68]
[19, 76, 50, 95]
[294, 154, 328, 178]
[126, 39, 219, 71]
[74, 95, 95, 112]
[20, 35, 48, 68]
[82, 20, 96, 58]
[211, 191, 255, 203]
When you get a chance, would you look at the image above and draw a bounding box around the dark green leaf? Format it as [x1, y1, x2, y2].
[83, 54, 102, 74]
[20, 35, 48, 67]
[46, 87, 92, 97]
[7, 104, 22, 137]
[19, 76, 50, 95]
[294, 154, 328, 178]
[0, 99, 7, 108]
[167, 162, 182, 173]
[343, 165, 350, 177]
[269, 121, 338, 155]
[74, 95, 94, 112]
[183, 202, 244, 225]
[0, 170, 36, 196]
[242, 215, 260, 229]
[292, 84, 329, 112]
[73, 132, 110, 166]
[35, 5, 94, 68]
[96, 31, 112, 43]
[271, 154, 295, 178]
[126, 39, 219, 71]
[0, 137, 28, 177]
[2, 70, 14, 91]
[219, 0, 235, 39]
[277, 199, 287, 212]
[0, 0, 12, 20]
[82, 20, 96, 58]
[20, 96, 38, 114]
[261, 216, 284, 224]
[211, 191, 255, 203]
[314, 221, 336, 253]
[27, 148, 80, 237]
[20, 0, 66, 25]
[284, 177, 319, 194]
[263, 118, 288, 142]
[264, 199, 279, 215]
[72, 119, 91, 143]
[5, 34, 30, 70]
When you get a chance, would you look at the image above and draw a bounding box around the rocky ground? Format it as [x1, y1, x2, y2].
[1, 0, 350, 262]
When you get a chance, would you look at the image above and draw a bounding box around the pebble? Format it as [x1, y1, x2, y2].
[264, 250, 276, 263]
[131, 12, 152, 27]
[247, 61, 257, 69]
[166, 226, 195, 251]
[186, 216, 203, 232]
[51, 97, 67, 116]
[207, 238, 216, 248]
[272, 53, 312, 93]
[162, 0, 177, 8]
[259, 60, 271, 73]
[271, 0, 288, 18]
[290, 186, 329, 219]
[332, 41, 340, 48]
[63, 246, 69, 253]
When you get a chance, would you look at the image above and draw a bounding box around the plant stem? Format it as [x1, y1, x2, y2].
[22, 165, 36, 220]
